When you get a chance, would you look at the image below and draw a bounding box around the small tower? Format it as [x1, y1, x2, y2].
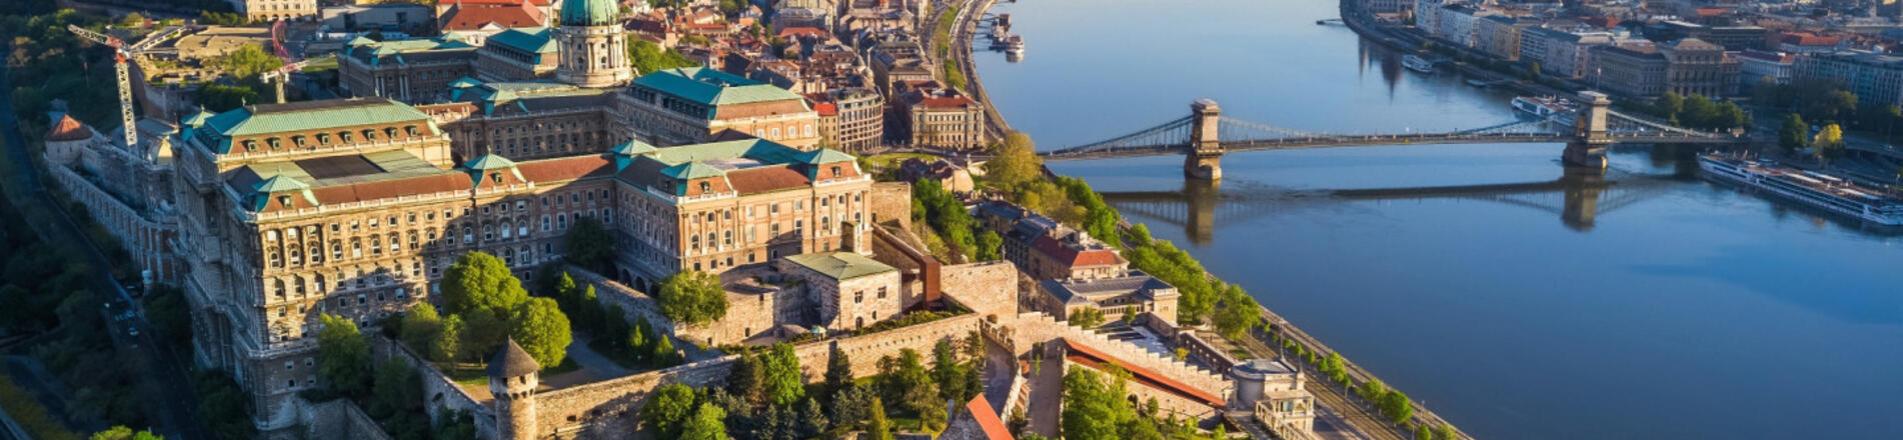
[44, 114, 97, 167]
[489, 339, 541, 440]
[555, 0, 632, 87]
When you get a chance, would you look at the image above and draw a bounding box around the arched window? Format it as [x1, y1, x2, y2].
[274, 279, 287, 298]
[315, 274, 327, 293]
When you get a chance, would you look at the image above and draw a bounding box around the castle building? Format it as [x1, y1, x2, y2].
[338, 35, 481, 103]
[616, 67, 822, 148]
[420, 78, 621, 163]
[489, 339, 540, 440]
[42, 114, 182, 283]
[231, 0, 319, 22]
[166, 97, 868, 434]
[553, 0, 634, 88]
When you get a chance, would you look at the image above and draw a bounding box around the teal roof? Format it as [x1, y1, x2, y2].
[463, 154, 519, 171]
[612, 138, 658, 156]
[660, 161, 727, 180]
[196, 99, 437, 154]
[632, 67, 805, 106]
[487, 27, 558, 54]
[253, 174, 310, 192]
[796, 148, 854, 165]
[560, 0, 621, 27]
[449, 76, 484, 88]
[643, 138, 807, 166]
[180, 106, 214, 128]
[784, 252, 897, 280]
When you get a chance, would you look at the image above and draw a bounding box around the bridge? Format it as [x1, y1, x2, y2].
[1100, 170, 1677, 244]
[1041, 92, 1749, 180]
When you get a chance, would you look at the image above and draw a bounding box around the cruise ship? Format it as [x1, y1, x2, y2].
[1698, 153, 1903, 226]
[1402, 54, 1433, 73]
[1511, 96, 1576, 126]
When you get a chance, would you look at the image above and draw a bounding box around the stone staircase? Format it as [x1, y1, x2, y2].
[1010, 312, 1231, 398]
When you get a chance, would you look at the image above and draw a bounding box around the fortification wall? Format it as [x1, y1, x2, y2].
[370, 337, 498, 439]
[939, 261, 1019, 319]
[296, 398, 393, 440]
[1008, 312, 1230, 397]
[867, 181, 913, 230]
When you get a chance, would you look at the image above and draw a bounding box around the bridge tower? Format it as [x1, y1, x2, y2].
[1563, 91, 1614, 170]
[1186, 99, 1225, 180]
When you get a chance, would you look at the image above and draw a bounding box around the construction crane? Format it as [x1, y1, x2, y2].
[259, 58, 314, 104]
[64, 24, 187, 149]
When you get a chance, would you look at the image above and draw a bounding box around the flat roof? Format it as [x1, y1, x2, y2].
[784, 252, 896, 280]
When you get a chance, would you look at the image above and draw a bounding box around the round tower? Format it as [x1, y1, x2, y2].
[489, 339, 541, 440]
[555, 0, 632, 88]
[44, 114, 96, 167]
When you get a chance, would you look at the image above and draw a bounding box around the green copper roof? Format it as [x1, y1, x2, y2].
[612, 138, 658, 156]
[449, 76, 484, 88]
[196, 99, 437, 153]
[633, 67, 805, 107]
[643, 138, 806, 166]
[253, 174, 310, 193]
[487, 27, 558, 54]
[560, 0, 621, 27]
[180, 106, 215, 128]
[463, 154, 520, 171]
[784, 252, 896, 280]
[796, 148, 854, 165]
[660, 161, 727, 180]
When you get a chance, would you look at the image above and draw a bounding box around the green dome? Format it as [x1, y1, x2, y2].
[560, 0, 621, 27]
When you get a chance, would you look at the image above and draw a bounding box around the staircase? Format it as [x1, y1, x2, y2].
[1011, 312, 1231, 397]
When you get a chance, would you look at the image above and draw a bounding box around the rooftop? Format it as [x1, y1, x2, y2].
[1040, 271, 1175, 304]
[632, 67, 807, 107]
[784, 252, 897, 280]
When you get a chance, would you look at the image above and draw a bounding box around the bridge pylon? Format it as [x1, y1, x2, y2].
[1563, 91, 1614, 170]
[1186, 99, 1224, 180]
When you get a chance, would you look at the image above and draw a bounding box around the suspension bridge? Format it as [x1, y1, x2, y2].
[1040, 92, 1750, 180]
[1100, 171, 1678, 243]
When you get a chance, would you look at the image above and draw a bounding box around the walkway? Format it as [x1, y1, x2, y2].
[541, 335, 635, 389]
[1023, 347, 1062, 437]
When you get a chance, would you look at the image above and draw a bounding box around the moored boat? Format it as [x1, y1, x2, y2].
[1698, 153, 1903, 226]
[1402, 54, 1433, 73]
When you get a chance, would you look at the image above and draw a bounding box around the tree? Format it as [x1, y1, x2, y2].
[680, 403, 730, 440]
[564, 218, 615, 273]
[400, 303, 442, 354]
[508, 297, 573, 368]
[1380, 390, 1414, 425]
[829, 383, 874, 431]
[460, 308, 511, 361]
[1068, 307, 1105, 328]
[1718, 102, 1750, 130]
[91, 426, 162, 440]
[317, 314, 371, 396]
[1213, 284, 1262, 339]
[1779, 113, 1809, 152]
[866, 397, 896, 440]
[931, 338, 966, 402]
[1060, 369, 1119, 440]
[1681, 94, 1717, 129]
[1525, 62, 1541, 81]
[1415, 425, 1434, 440]
[1360, 378, 1389, 402]
[657, 270, 727, 325]
[433, 314, 464, 362]
[727, 351, 766, 405]
[213, 43, 283, 80]
[762, 343, 805, 407]
[987, 132, 1044, 191]
[823, 344, 853, 401]
[975, 230, 1003, 261]
[1434, 422, 1459, 440]
[197, 83, 259, 112]
[1814, 123, 1846, 163]
[795, 398, 829, 439]
[442, 251, 529, 317]
[1655, 92, 1685, 122]
[641, 383, 698, 437]
[883, 349, 939, 418]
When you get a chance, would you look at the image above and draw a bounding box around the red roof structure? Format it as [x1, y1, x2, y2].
[1061, 338, 1226, 406]
[46, 115, 93, 142]
[963, 396, 1015, 440]
[1031, 235, 1122, 267]
[441, 0, 546, 31]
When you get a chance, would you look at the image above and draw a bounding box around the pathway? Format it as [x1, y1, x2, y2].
[1023, 347, 1062, 437]
[541, 336, 635, 389]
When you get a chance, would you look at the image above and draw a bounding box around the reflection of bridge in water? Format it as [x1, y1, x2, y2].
[1101, 170, 1678, 244]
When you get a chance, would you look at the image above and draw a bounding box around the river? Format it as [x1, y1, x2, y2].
[971, 0, 1903, 438]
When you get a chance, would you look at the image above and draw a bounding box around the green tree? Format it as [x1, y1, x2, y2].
[681, 403, 730, 440]
[763, 343, 805, 407]
[1380, 390, 1414, 425]
[1681, 94, 1718, 129]
[399, 302, 442, 354]
[508, 297, 572, 368]
[442, 251, 529, 317]
[641, 383, 698, 437]
[197, 83, 259, 112]
[459, 309, 511, 361]
[1212, 283, 1262, 339]
[883, 349, 939, 417]
[657, 270, 727, 325]
[975, 230, 1003, 261]
[987, 132, 1044, 191]
[1060, 369, 1119, 440]
[213, 43, 283, 80]
[1068, 307, 1105, 328]
[1779, 113, 1809, 152]
[823, 344, 853, 401]
[866, 397, 896, 440]
[931, 338, 967, 402]
[1815, 123, 1846, 163]
[1435, 422, 1459, 440]
[1655, 92, 1685, 122]
[1717, 101, 1750, 130]
[433, 314, 464, 362]
[795, 398, 829, 439]
[1415, 424, 1434, 440]
[91, 426, 162, 440]
[829, 383, 874, 431]
[564, 218, 615, 273]
[727, 351, 766, 405]
[317, 314, 371, 396]
[1360, 378, 1388, 402]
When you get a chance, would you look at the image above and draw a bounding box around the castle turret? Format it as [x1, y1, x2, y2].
[555, 0, 632, 87]
[489, 339, 540, 440]
[45, 114, 96, 167]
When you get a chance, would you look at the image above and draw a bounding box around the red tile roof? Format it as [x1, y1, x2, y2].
[1031, 235, 1123, 268]
[811, 101, 838, 116]
[1780, 32, 1841, 46]
[915, 95, 979, 109]
[963, 396, 1015, 440]
[725, 165, 811, 195]
[442, 2, 545, 31]
[46, 114, 92, 142]
[437, 0, 551, 6]
[307, 173, 472, 207]
[516, 155, 614, 183]
[776, 27, 828, 39]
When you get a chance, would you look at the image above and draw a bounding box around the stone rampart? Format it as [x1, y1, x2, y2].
[370, 337, 497, 438]
[868, 181, 913, 230]
[1008, 312, 1230, 397]
[567, 267, 678, 335]
[939, 261, 1019, 319]
[296, 398, 392, 440]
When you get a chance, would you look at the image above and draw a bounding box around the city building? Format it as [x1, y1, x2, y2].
[474, 27, 561, 82]
[1658, 38, 1739, 97]
[976, 201, 1127, 281]
[1234, 359, 1318, 440]
[438, 0, 548, 43]
[1433, 4, 1495, 48]
[868, 38, 935, 96]
[616, 67, 821, 148]
[895, 84, 986, 150]
[1035, 271, 1180, 323]
[1519, 26, 1614, 79]
[318, 4, 436, 34]
[1796, 50, 1903, 108]
[229, 0, 318, 22]
[805, 87, 885, 153]
[421, 78, 621, 163]
[1475, 15, 1532, 61]
[1362, 0, 1411, 14]
[1737, 50, 1796, 92]
[1777, 31, 1848, 54]
[1590, 42, 1668, 97]
[779, 252, 903, 331]
[337, 34, 480, 103]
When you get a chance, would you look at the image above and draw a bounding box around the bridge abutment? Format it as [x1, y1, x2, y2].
[1185, 99, 1225, 181]
[1563, 91, 1614, 170]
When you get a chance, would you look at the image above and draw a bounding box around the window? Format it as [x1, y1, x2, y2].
[854, 291, 863, 304]
[877, 286, 888, 299]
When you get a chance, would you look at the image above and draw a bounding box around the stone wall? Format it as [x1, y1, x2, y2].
[938, 261, 1019, 320]
[526, 312, 985, 439]
[46, 164, 179, 282]
[1060, 354, 1220, 421]
[1006, 312, 1230, 398]
[370, 337, 498, 439]
[867, 181, 913, 230]
[296, 398, 393, 440]
[568, 267, 678, 336]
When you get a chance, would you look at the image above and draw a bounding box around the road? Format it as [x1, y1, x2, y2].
[1229, 330, 1405, 440]
[0, 43, 210, 440]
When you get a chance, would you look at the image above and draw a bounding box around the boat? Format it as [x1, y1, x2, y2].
[1511, 96, 1577, 126]
[1004, 35, 1025, 56]
[1402, 55, 1433, 73]
[1697, 153, 1903, 226]
[1466, 78, 1490, 87]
